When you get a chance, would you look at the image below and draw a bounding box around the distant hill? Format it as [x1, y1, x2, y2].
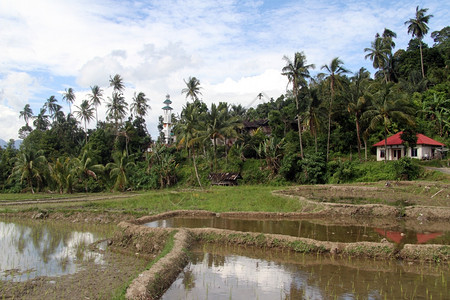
[0, 139, 22, 149]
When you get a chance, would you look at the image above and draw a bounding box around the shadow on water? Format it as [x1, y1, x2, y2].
[163, 243, 449, 300]
[145, 216, 449, 245]
[0, 218, 114, 282]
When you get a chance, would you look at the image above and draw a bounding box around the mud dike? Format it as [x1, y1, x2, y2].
[113, 210, 450, 300]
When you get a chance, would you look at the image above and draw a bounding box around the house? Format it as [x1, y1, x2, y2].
[373, 132, 445, 161]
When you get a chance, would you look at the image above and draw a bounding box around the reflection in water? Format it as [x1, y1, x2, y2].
[0, 220, 107, 282]
[163, 245, 449, 300]
[145, 217, 449, 244]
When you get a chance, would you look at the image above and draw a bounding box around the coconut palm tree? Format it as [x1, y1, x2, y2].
[106, 150, 133, 191]
[62, 88, 76, 115]
[175, 102, 203, 188]
[33, 108, 50, 131]
[281, 52, 315, 158]
[131, 92, 150, 120]
[72, 150, 104, 192]
[106, 92, 128, 132]
[74, 100, 95, 143]
[364, 82, 415, 162]
[45, 96, 62, 122]
[182, 76, 202, 102]
[348, 68, 371, 159]
[10, 148, 47, 193]
[88, 85, 104, 126]
[109, 74, 125, 93]
[19, 104, 33, 126]
[405, 6, 433, 78]
[320, 57, 349, 161]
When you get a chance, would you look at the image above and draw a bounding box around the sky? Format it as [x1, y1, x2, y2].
[0, 0, 448, 141]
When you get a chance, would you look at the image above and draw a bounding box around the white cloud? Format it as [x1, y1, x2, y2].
[0, 0, 448, 140]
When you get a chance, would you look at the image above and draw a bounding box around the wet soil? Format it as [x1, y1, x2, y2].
[0, 246, 148, 299]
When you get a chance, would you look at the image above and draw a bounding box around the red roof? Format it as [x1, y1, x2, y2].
[373, 132, 445, 147]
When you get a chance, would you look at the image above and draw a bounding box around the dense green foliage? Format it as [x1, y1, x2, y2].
[1, 8, 449, 193]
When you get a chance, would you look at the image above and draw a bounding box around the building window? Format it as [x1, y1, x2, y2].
[380, 150, 385, 158]
[393, 150, 397, 158]
[411, 148, 418, 157]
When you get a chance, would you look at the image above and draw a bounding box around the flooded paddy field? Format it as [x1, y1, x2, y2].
[0, 217, 148, 299]
[145, 215, 450, 245]
[163, 243, 449, 300]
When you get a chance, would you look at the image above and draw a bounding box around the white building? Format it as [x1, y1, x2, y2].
[162, 94, 174, 144]
[373, 132, 445, 161]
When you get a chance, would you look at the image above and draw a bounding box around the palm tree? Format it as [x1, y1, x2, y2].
[182, 76, 202, 102]
[364, 36, 390, 83]
[45, 96, 62, 122]
[33, 108, 50, 131]
[405, 6, 433, 78]
[73, 150, 104, 192]
[281, 52, 315, 158]
[364, 82, 415, 162]
[348, 68, 371, 159]
[204, 103, 242, 171]
[19, 104, 33, 126]
[88, 85, 104, 126]
[175, 102, 203, 188]
[320, 57, 349, 161]
[106, 151, 133, 191]
[50, 157, 75, 194]
[106, 92, 128, 132]
[10, 148, 47, 193]
[109, 74, 125, 93]
[131, 92, 150, 120]
[62, 88, 76, 114]
[74, 100, 95, 143]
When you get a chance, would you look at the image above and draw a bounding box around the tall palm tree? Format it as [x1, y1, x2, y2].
[62, 88, 76, 115]
[281, 52, 315, 158]
[182, 76, 202, 102]
[348, 68, 371, 159]
[109, 74, 125, 93]
[19, 104, 33, 126]
[364, 36, 390, 83]
[33, 108, 50, 131]
[74, 100, 95, 143]
[364, 82, 415, 162]
[10, 148, 47, 194]
[405, 6, 433, 78]
[106, 92, 128, 132]
[45, 96, 62, 122]
[88, 85, 104, 126]
[131, 92, 150, 120]
[175, 102, 204, 188]
[320, 57, 349, 161]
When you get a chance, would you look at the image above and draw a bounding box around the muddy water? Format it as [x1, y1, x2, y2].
[145, 216, 449, 244]
[0, 218, 113, 282]
[163, 244, 449, 300]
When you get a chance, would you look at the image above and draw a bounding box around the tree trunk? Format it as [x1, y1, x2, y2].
[419, 42, 425, 78]
[192, 149, 202, 189]
[363, 137, 368, 161]
[355, 117, 362, 160]
[384, 128, 388, 163]
[295, 92, 304, 159]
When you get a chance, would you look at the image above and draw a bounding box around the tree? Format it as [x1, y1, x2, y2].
[281, 52, 315, 158]
[347, 68, 371, 159]
[106, 92, 128, 132]
[109, 74, 125, 93]
[131, 92, 151, 120]
[19, 104, 33, 126]
[33, 108, 50, 131]
[62, 88, 76, 114]
[175, 102, 203, 188]
[106, 151, 133, 191]
[44, 96, 62, 122]
[74, 100, 95, 143]
[182, 76, 202, 102]
[10, 148, 47, 193]
[365, 35, 390, 82]
[364, 82, 415, 162]
[72, 150, 104, 192]
[405, 6, 433, 78]
[88, 85, 104, 126]
[320, 57, 349, 161]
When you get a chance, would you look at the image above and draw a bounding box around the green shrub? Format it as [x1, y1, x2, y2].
[393, 157, 421, 180]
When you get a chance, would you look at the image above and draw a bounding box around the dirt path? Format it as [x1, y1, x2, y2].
[425, 167, 450, 174]
[0, 193, 138, 206]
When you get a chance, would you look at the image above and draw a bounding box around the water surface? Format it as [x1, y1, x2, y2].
[145, 216, 449, 244]
[0, 218, 113, 281]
